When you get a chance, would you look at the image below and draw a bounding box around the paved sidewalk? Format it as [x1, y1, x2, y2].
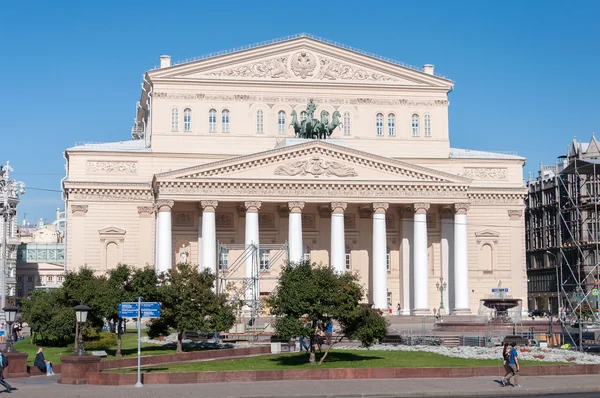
[3, 374, 600, 397]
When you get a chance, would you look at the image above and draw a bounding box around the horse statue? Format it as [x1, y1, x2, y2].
[313, 110, 330, 139]
[300, 111, 319, 139]
[325, 111, 342, 137]
[290, 110, 302, 137]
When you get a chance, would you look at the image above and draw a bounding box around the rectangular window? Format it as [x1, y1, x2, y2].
[260, 249, 270, 271]
[171, 109, 179, 132]
[219, 249, 229, 270]
[387, 291, 392, 308]
[57, 275, 63, 282]
[386, 250, 391, 270]
[47, 276, 53, 282]
[17, 289, 22, 298]
[27, 276, 33, 282]
[16, 276, 22, 282]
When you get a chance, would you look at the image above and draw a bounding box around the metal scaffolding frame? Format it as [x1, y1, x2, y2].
[557, 157, 600, 351]
[216, 241, 288, 325]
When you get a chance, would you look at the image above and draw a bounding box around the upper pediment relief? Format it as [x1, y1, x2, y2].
[192, 52, 418, 85]
[155, 141, 470, 184]
[149, 37, 452, 88]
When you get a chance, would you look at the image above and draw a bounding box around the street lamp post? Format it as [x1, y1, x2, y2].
[2, 305, 18, 353]
[73, 304, 90, 356]
[0, 162, 25, 311]
[436, 277, 447, 313]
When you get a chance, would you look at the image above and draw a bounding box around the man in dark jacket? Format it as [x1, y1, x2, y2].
[34, 347, 54, 375]
[0, 352, 11, 392]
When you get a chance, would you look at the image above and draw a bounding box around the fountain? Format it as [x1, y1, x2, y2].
[480, 280, 522, 324]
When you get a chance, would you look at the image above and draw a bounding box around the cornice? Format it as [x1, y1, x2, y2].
[63, 181, 152, 189]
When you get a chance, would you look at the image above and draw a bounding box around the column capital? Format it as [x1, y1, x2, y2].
[453, 203, 470, 215]
[508, 209, 523, 219]
[288, 201, 305, 213]
[331, 202, 347, 214]
[71, 205, 88, 215]
[413, 203, 430, 215]
[244, 201, 262, 212]
[372, 202, 389, 214]
[137, 206, 154, 217]
[201, 200, 218, 212]
[155, 200, 174, 213]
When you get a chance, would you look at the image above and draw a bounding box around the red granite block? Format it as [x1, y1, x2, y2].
[196, 371, 222, 383]
[448, 367, 475, 377]
[164, 372, 198, 384]
[309, 368, 332, 380]
[282, 369, 312, 380]
[370, 367, 397, 379]
[145, 372, 170, 384]
[220, 370, 256, 382]
[393, 368, 424, 378]
[472, 367, 499, 377]
[255, 370, 283, 381]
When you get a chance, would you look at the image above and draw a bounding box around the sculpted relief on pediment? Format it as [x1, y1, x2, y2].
[274, 156, 358, 178]
[203, 51, 403, 83]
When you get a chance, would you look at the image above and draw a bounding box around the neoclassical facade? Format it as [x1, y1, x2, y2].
[63, 34, 527, 314]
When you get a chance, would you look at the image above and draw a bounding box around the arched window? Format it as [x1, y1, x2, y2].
[343, 112, 351, 135]
[345, 245, 351, 270]
[412, 114, 420, 137]
[183, 108, 192, 132]
[171, 108, 179, 132]
[300, 111, 307, 122]
[302, 243, 311, 262]
[256, 110, 264, 133]
[376, 113, 383, 136]
[222, 109, 230, 133]
[278, 111, 286, 134]
[386, 247, 391, 270]
[209, 109, 217, 132]
[424, 114, 431, 137]
[388, 113, 395, 136]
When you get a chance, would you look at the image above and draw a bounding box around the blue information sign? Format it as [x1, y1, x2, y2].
[491, 288, 509, 293]
[118, 302, 161, 318]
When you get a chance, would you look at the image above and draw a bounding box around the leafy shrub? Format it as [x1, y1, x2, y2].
[68, 331, 118, 351]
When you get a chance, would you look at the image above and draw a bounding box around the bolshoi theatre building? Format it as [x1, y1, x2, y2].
[63, 34, 527, 315]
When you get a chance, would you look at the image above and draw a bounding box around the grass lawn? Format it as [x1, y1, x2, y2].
[108, 350, 566, 373]
[14, 332, 207, 365]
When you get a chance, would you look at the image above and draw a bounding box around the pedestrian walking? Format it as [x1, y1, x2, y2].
[501, 342, 521, 388]
[396, 303, 401, 315]
[324, 321, 333, 345]
[0, 352, 12, 393]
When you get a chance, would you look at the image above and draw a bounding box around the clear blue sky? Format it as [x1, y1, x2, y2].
[1, 0, 599, 224]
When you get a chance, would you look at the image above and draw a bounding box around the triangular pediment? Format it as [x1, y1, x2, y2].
[98, 227, 126, 236]
[155, 141, 470, 185]
[149, 36, 452, 87]
[475, 229, 500, 238]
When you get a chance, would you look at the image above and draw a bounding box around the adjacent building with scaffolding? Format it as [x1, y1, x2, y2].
[526, 135, 600, 325]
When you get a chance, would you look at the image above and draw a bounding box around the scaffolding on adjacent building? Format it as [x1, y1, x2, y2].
[556, 154, 600, 351]
[216, 242, 288, 327]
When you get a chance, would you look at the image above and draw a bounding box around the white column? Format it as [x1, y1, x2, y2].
[372, 202, 389, 310]
[440, 207, 454, 314]
[413, 203, 430, 315]
[197, 204, 202, 268]
[288, 202, 304, 263]
[453, 203, 471, 314]
[245, 201, 261, 301]
[156, 200, 174, 273]
[400, 207, 412, 315]
[201, 200, 218, 273]
[330, 202, 347, 273]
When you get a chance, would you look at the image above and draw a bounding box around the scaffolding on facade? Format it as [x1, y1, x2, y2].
[557, 155, 600, 351]
[216, 242, 288, 327]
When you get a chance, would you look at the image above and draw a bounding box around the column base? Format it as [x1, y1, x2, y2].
[451, 308, 472, 315]
[412, 308, 431, 316]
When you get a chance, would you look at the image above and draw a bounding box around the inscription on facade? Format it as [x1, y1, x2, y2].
[463, 168, 507, 180]
[87, 161, 137, 174]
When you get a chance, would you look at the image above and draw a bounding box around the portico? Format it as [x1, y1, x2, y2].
[151, 140, 472, 313]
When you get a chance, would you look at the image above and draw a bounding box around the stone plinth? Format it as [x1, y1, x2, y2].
[275, 138, 348, 148]
[59, 355, 101, 385]
[4, 352, 28, 378]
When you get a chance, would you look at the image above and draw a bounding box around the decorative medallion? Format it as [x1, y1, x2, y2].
[174, 212, 194, 226]
[259, 213, 275, 229]
[290, 52, 317, 79]
[274, 156, 358, 178]
[301, 214, 316, 229]
[344, 215, 356, 229]
[215, 213, 234, 228]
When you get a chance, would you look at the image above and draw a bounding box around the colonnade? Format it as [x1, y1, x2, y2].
[154, 200, 471, 314]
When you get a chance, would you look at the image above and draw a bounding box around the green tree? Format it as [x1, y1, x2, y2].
[20, 289, 76, 346]
[61, 267, 108, 330]
[266, 261, 388, 365]
[147, 263, 235, 353]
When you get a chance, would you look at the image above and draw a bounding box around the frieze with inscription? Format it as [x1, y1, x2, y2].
[463, 168, 508, 180]
[87, 161, 137, 174]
